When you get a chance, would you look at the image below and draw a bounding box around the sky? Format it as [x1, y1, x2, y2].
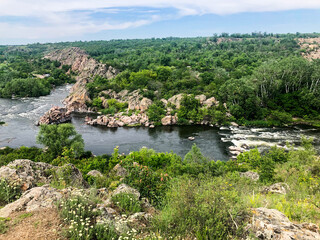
[1, 0, 320, 45]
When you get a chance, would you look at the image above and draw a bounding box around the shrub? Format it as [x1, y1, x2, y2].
[153, 177, 248, 239]
[0, 146, 49, 167]
[124, 147, 182, 172]
[259, 156, 275, 183]
[177, 94, 202, 124]
[0, 179, 21, 206]
[268, 110, 292, 124]
[265, 146, 288, 163]
[111, 193, 141, 215]
[124, 162, 170, 207]
[0, 217, 10, 234]
[237, 148, 262, 169]
[147, 101, 166, 123]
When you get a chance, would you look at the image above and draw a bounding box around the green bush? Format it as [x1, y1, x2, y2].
[153, 177, 248, 239]
[259, 156, 275, 183]
[237, 148, 262, 169]
[265, 146, 288, 163]
[111, 193, 141, 215]
[124, 162, 170, 207]
[0, 146, 50, 167]
[268, 110, 292, 124]
[147, 101, 166, 123]
[0, 179, 21, 206]
[0, 217, 10, 234]
[177, 94, 202, 124]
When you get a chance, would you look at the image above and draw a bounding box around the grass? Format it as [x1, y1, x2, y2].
[111, 193, 142, 215]
[0, 217, 10, 234]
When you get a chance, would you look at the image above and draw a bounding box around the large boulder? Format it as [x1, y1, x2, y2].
[0, 159, 55, 191]
[203, 97, 219, 108]
[195, 94, 207, 104]
[240, 171, 259, 181]
[249, 208, 320, 240]
[161, 115, 178, 126]
[87, 170, 103, 178]
[37, 106, 71, 125]
[0, 185, 62, 218]
[261, 183, 289, 195]
[168, 94, 184, 109]
[56, 164, 89, 188]
[140, 98, 153, 112]
[112, 184, 140, 199]
[112, 164, 128, 177]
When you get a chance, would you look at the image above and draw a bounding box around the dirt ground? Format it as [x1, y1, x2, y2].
[0, 208, 66, 240]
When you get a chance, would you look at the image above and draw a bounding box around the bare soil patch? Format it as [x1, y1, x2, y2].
[0, 208, 66, 240]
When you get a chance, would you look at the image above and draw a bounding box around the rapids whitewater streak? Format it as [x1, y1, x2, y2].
[0, 85, 319, 160]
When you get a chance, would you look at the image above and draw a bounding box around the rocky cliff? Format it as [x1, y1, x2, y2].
[44, 47, 119, 112]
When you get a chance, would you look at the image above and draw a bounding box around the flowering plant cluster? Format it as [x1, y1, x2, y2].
[0, 178, 21, 206]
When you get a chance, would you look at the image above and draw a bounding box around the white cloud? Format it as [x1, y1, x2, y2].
[1, 0, 320, 41]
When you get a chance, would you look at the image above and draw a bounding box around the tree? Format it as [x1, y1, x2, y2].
[37, 124, 84, 157]
[184, 144, 209, 165]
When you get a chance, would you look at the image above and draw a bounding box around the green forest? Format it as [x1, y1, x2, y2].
[1, 33, 320, 126]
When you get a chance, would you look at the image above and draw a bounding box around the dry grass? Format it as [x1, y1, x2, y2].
[0, 208, 66, 240]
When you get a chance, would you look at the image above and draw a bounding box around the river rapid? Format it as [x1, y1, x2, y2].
[0, 85, 319, 160]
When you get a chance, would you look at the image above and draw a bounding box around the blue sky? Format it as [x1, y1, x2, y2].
[1, 0, 320, 45]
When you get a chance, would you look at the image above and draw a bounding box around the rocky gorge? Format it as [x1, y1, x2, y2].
[44, 47, 119, 113]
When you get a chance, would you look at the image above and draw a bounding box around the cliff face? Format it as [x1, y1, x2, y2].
[44, 47, 119, 112]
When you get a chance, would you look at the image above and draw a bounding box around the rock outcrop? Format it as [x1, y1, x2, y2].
[240, 171, 260, 181]
[168, 94, 184, 109]
[100, 89, 152, 112]
[87, 170, 103, 178]
[249, 207, 320, 239]
[44, 47, 118, 79]
[44, 47, 118, 112]
[298, 37, 320, 60]
[0, 185, 62, 218]
[37, 106, 72, 125]
[0, 159, 55, 191]
[63, 78, 92, 112]
[85, 112, 150, 127]
[112, 183, 140, 199]
[161, 115, 178, 126]
[56, 164, 89, 188]
[112, 164, 128, 177]
[0, 160, 88, 190]
[167, 93, 219, 109]
[261, 183, 290, 195]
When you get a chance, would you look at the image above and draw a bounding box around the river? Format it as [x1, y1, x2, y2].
[0, 85, 319, 160]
